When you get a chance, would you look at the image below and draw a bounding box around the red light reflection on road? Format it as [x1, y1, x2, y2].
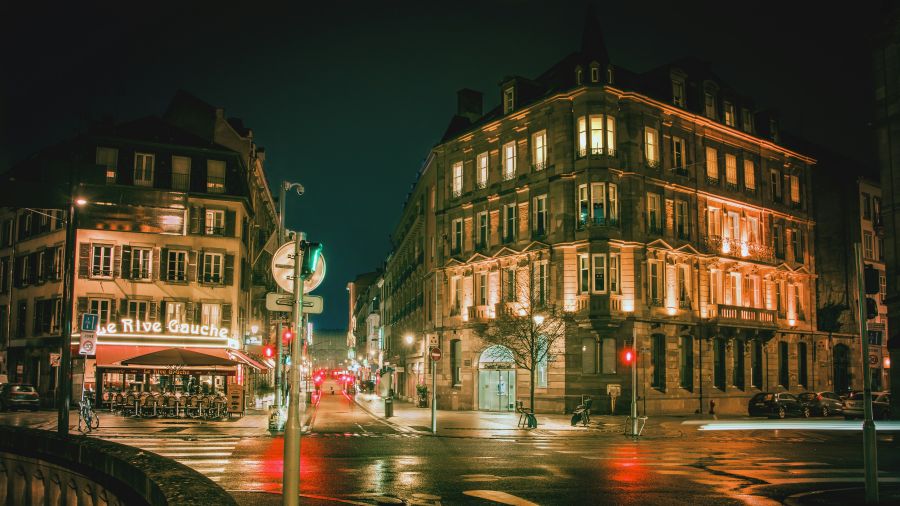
[608, 444, 647, 486]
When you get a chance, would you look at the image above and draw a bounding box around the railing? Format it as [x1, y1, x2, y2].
[532, 161, 548, 171]
[703, 235, 775, 263]
[468, 305, 492, 321]
[672, 167, 689, 177]
[476, 179, 487, 189]
[725, 182, 739, 192]
[709, 304, 777, 327]
[646, 159, 660, 169]
[206, 176, 225, 194]
[451, 187, 462, 198]
[591, 216, 619, 227]
[503, 169, 515, 181]
[706, 176, 720, 186]
[204, 225, 225, 236]
[611, 294, 622, 312]
[678, 298, 692, 310]
[576, 147, 588, 159]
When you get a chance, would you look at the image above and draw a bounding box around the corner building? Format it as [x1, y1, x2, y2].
[377, 14, 844, 416]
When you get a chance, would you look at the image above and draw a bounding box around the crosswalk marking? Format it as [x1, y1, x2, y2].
[101, 437, 240, 482]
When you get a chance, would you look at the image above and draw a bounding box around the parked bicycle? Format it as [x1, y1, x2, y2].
[571, 397, 593, 427]
[78, 390, 100, 433]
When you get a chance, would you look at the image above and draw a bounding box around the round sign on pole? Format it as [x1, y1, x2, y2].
[271, 241, 326, 294]
[430, 347, 442, 361]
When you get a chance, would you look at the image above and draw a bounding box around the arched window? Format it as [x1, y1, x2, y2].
[575, 66, 583, 86]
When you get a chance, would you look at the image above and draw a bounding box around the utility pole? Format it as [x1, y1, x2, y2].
[855, 243, 879, 503]
[431, 354, 436, 434]
[57, 185, 79, 437]
[283, 231, 306, 506]
[275, 183, 288, 410]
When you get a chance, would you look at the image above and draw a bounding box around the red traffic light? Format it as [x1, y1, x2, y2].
[283, 329, 294, 341]
[623, 348, 634, 364]
[264, 345, 275, 358]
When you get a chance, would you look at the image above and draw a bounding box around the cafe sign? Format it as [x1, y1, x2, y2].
[86, 318, 238, 350]
[97, 319, 230, 339]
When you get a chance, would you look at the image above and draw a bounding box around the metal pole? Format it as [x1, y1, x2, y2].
[855, 243, 879, 503]
[431, 356, 436, 434]
[58, 196, 77, 436]
[631, 346, 638, 439]
[275, 183, 287, 409]
[283, 232, 305, 506]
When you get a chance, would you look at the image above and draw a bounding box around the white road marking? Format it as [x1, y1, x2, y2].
[463, 490, 539, 506]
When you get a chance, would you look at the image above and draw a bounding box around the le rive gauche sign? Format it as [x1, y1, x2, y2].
[81, 318, 239, 349]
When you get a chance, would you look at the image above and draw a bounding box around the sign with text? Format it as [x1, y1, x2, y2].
[81, 313, 98, 332]
[227, 381, 244, 414]
[265, 292, 324, 314]
[79, 332, 96, 356]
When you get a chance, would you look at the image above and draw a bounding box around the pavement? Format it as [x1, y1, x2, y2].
[351, 391, 702, 439]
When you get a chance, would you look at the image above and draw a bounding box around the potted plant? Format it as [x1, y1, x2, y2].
[416, 383, 428, 408]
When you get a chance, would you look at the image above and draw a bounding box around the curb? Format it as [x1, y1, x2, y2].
[350, 395, 428, 435]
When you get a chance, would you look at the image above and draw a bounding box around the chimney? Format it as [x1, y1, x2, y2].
[457, 89, 483, 123]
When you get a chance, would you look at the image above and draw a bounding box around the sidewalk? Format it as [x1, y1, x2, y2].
[352, 393, 702, 438]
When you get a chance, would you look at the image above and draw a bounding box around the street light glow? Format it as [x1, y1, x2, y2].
[405, 334, 414, 344]
[533, 314, 545, 325]
[75, 198, 87, 206]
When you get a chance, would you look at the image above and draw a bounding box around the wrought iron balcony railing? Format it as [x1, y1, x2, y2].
[703, 235, 775, 263]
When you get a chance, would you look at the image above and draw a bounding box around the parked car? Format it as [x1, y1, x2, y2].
[843, 391, 891, 420]
[0, 384, 40, 411]
[798, 391, 844, 417]
[748, 392, 810, 418]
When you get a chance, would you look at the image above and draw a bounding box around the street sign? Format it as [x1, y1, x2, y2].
[265, 292, 324, 314]
[430, 347, 442, 361]
[428, 334, 438, 347]
[81, 313, 99, 332]
[49, 353, 61, 367]
[79, 332, 96, 356]
[271, 241, 326, 294]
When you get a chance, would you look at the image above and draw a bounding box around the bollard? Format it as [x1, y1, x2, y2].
[385, 396, 394, 418]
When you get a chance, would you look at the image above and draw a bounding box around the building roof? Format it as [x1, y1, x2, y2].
[91, 116, 231, 152]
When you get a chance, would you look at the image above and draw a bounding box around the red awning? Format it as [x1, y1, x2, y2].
[227, 350, 268, 371]
[94, 345, 239, 372]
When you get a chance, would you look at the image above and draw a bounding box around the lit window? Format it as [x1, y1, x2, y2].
[166, 301, 186, 323]
[609, 253, 619, 293]
[705, 147, 718, 182]
[577, 184, 589, 228]
[476, 152, 489, 189]
[451, 162, 463, 197]
[97, 147, 118, 184]
[725, 154, 737, 186]
[575, 67, 583, 85]
[503, 87, 515, 114]
[134, 152, 155, 187]
[201, 303, 221, 326]
[503, 142, 516, 180]
[579, 254, 590, 293]
[590, 115, 603, 155]
[606, 116, 616, 156]
[451, 219, 463, 252]
[202, 252, 224, 283]
[91, 244, 113, 278]
[590, 66, 600, 82]
[724, 102, 735, 127]
[644, 127, 658, 166]
[172, 156, 191, 191]
[577, 117, 588, 158]
[532, 130, 547, 170]
[744, 160, 756, 190]
[207, 160, 226, 193]
[205, 209, 225, 235]
[790, 175, 801, 204]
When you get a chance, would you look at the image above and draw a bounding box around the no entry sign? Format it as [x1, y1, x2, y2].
[430, 347, 442, 361]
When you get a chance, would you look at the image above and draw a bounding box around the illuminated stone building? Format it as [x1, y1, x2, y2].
[357, 12, 851, 415]
[0, 91, 277, 406]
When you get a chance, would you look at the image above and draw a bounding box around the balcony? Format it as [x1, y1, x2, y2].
[476, 179, 487, 190]
[532, 161, 548, 171]
[725, 182, 739, 192]
[703, 235, 775, 263]
[671, 167, 689, 177]
[706, 176, 720, 186]
[646, 159, 660, 169]
[708, 304, 777, 327]
[467, 305, 493, 322]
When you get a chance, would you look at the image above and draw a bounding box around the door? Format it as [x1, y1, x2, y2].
[834, 344, 849, 394]
[478, 369, 516, 411]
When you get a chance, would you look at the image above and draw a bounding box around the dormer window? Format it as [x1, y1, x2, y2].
[742, 108, 753, 133]
[769, 119, 780, 143]
[672, 79, 685, 107]
[704, 92, 717, 119]
[590, 64, 600, 83]
[575, 67, 583, 86]
[606, 66, 614, 84]
[503, 87, 515, 114]
[724, 101, 735, 127]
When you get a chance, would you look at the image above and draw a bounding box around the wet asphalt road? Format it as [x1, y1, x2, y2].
[4, 381, 900, 505]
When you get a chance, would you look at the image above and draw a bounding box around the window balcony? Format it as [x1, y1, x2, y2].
[576, 148, 588, 159]
[451, 188, 462, 198]
[467, 305, 493, 322]
[201, 273, 223, 284]
[204, 226, 226, 236]
[206, 177, 226, 194]
[646, 159, 660, 169]
[532, 161, 548, 171]
[706, 176, 720, 186]
[589, 147, 604, 157]
[703, 235, 775, 263]
[708, 304, 777, 328]
[476, 180, 487, 190]
[672, 167, 689, 177]
[726, 182, 739, 192]
[91, 267, 113, 278]
[166, 272, 187, 282]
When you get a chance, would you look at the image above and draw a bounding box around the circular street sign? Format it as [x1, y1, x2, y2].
[430, 347, 442, 361]
[869, 354, 879, 365]
[272, 241, 326, 294]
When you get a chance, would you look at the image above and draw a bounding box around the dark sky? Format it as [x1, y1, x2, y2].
[2, 1, 881, 329]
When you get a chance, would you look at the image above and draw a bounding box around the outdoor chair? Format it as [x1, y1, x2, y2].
[185, 396, 202, 418]
[162, 395, 178, 417]
[140, 395, 158, 417]
[122, 394, 137, 417]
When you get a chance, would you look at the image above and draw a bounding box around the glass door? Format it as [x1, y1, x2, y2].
[478, 369, 516, 411]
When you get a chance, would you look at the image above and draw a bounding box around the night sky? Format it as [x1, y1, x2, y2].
[1, 1, 881, 330]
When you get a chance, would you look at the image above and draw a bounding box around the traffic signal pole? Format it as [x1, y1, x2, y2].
[283, 232, 305, 506]
[855, 243, 879, 503]
[630, 347, 638, 439]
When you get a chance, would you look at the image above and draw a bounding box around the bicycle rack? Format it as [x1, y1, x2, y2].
[624, 416, 648, 437]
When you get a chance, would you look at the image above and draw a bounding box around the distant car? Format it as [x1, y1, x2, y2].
[798, 391, 844, 417]
[0, 384, 40, 411]
[843, 391, 891, 420]
[748, 392, 810, 419]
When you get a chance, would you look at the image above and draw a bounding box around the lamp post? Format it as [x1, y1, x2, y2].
[58, 192, 83, 436]
[277, 181, 304, 410]
[283, 231, 306, 506]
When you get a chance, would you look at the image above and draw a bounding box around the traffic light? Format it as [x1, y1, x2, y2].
[864, 265, 880, 320]
[300, 241, 323, 277]
[623, 348, 635, 365]
[264, 345, 275, 359]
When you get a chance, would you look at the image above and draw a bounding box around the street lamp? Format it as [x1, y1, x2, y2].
[533, 314, 545, 326]
[58, 193, 87, 437]
[405, 334, 414, 345]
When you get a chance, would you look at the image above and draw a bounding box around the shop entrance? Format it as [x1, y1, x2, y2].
[478, 345, 516, 412]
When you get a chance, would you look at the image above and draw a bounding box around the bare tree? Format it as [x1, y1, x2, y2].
[473, 261, 569, 412]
